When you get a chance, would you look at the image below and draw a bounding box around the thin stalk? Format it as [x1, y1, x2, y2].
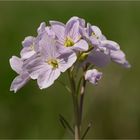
[59, 114, 74, 135]
[79, 78, 87, 125]
[81, 121, 92, 139]
[68, 69, 81, 140]
[79, 66, 88, 126]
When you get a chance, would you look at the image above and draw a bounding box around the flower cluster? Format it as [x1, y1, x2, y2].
[10, 16, 130, 92]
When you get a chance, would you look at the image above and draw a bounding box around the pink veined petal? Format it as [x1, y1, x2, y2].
[73, 39, 88, 51]
[58, 51, 77, 72]
[49, 20, 65, 44]
[9, 56, 23, 74]
[37, 68, 60, 89]
[10, 73, 30, 93]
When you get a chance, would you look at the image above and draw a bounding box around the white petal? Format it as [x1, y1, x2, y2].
[37, 68, 60, 89]
[9, 56, 23, 74]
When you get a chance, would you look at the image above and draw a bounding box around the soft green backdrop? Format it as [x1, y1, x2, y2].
[0, 1, 139, 139]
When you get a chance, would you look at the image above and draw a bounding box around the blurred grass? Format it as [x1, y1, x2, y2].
[0, 1, 140, 139]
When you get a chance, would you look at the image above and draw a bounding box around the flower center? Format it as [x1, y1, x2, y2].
[64, 37, 74, 47]
[30, 44, 34, 51]
[91, 32, 99, 39]
[30, 42, 35, 51]
[47, 59, 58, 69]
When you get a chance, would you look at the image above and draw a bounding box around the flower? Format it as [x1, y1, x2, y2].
[9, 16, 131, 92]
[110, 49, 131, 68]
[10, 56, 30, 93]
[85, 69, 102, 85]
[20, 36, 38, 59]
[83, 23, 130, 68]
[37, 22, 55, 39]
[20, 22, 56, 60]
[49, 17, 88, 51]
[24, 33, 77, 89]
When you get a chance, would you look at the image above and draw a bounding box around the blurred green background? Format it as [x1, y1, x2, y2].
[0, 1, 139, 139]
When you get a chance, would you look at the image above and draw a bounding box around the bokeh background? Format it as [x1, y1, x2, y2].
[0, 1, 140, 139]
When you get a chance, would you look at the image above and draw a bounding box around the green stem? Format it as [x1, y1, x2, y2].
[79, 66, 88, 127]
[68, 69, 81, 140]
[79, 77, 87, 125]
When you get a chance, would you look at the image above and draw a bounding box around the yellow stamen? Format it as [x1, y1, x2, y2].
[92, 32, 99, 39]
[64, 37, 74, 47]
[47, 59, 58, 69]
[30, 44, 34, 51]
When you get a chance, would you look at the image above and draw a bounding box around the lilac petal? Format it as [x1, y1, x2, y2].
[88, 49, 110, 67]
[37, 22, 46, 35]
[23, 55, 46, 79]
[49, 20, 65, 43]
[67, 16, 85, 27]
[91, 25, 102, 38]
[37, 68, 60, 89]
[110, 50, 131, 68]
[23, 54, 42, 69]
[73, 39, 88, 51]
[21, 36, 37, 59]
[87, 23, 93, 36]
[85, 69, 102, 85]
[79, 27, 88, 39]
[28, 59, 52, 80]
[20, 47, 36, 59]
[37, 22, 55, 39]
[9, 56, 23, 74]
[100, 35, 107, 41]
[66, 20, 81, 42]
[45, 26, 55, 38]
[58, 50, 77, 72]
[22, 36, 35, 48]
[100, 40, 120, 51]
[39, 33, 57, 59]
[10, 73, 30, 93]
[89, 36, 100, 46]
[28, 64, 47, 80]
